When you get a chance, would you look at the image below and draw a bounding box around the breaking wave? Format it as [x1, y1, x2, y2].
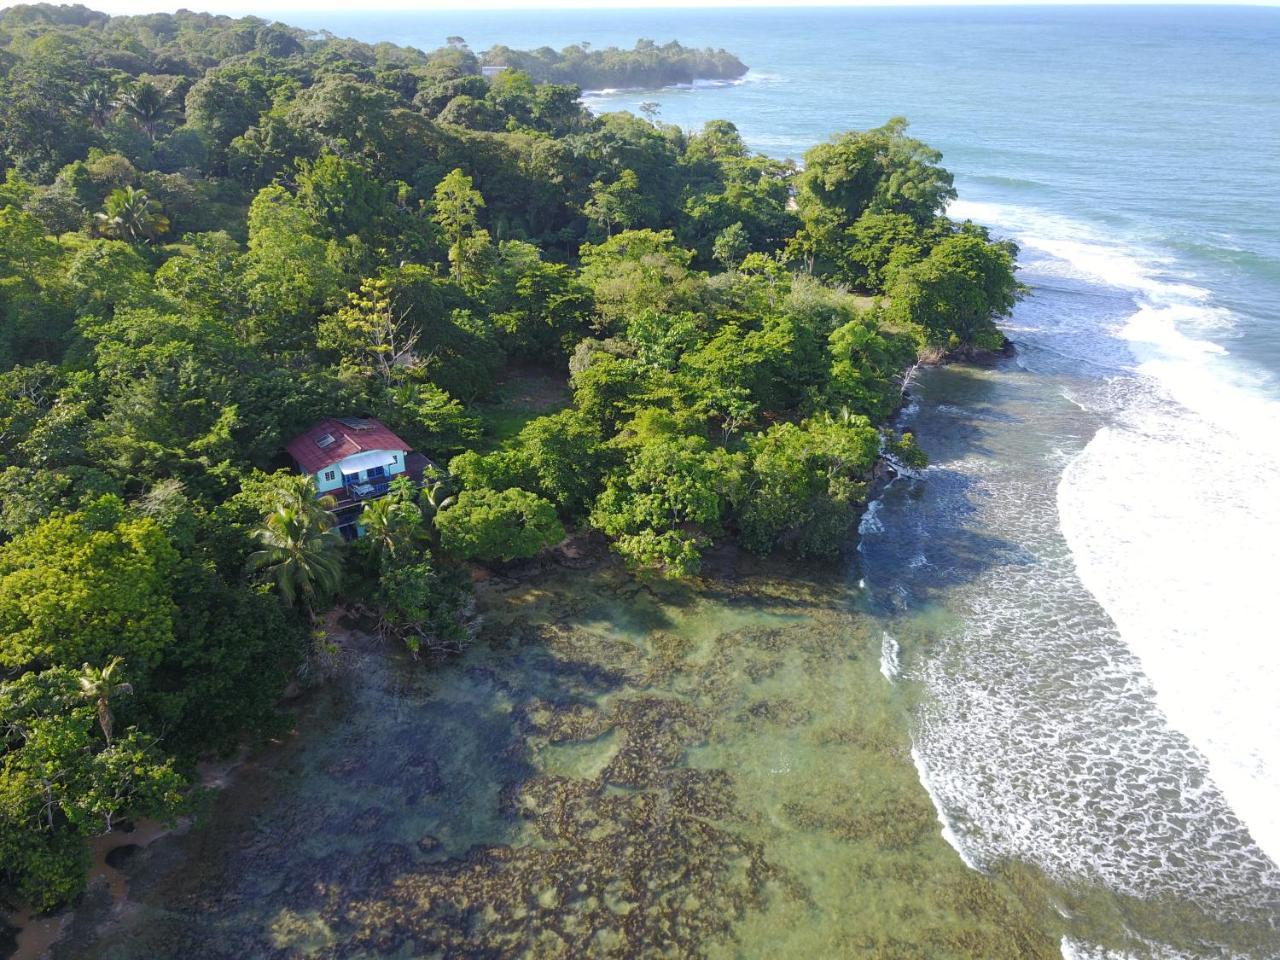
[957, 197, 1280, 870]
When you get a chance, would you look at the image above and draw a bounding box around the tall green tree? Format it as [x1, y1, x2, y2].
[243, 184, 340, 348]
[578, 229, 703, 330]
[886, 232, 1019, 349]
[318, 276, 420, 386]
[431, 168, 489, 286]
[791, 118, 956, 279]
[436, 487, 564, 563]
[583, 168, 647, 238]
[74, 79, 115, 131]
[359, 493, 423, 565]
[1, 667, 185, 909]
[0, 497, 178, 672]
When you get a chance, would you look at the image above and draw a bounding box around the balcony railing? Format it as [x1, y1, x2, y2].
[344, 479, 390, 500]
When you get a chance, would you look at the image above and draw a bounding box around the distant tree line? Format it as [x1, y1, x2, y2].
[481, 38, 748, 90]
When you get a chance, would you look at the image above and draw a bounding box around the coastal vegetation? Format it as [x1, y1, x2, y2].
[480, 38, 749, 90]
[0, 1, 1018, 918]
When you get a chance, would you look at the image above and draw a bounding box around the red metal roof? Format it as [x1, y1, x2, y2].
[286, 417, 410, 475]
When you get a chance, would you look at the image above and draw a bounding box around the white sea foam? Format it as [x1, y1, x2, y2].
[910, 746, 979, 870]
[1060, 935, 1202, 960]
[857, 497, 884, 535]
[957, 196, 1280, 869]
[879, 631, 901, 680]
[879, 198, 1280, 942]
[905, 448, 1279, 907]
[1059, 401, 1280, 869]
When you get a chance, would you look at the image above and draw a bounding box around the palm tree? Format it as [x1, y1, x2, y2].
[78, 658, 134, 746]
[418, 472, 456, 548]
[247, 504, 344, 623]
[95, 187, 169, 244]
[115, 81, 177, 141]
[75, 80, 116, 130]
[421, 472, 457, 519]
[270, 474, 339, 526]
[360, 495, 403, 562]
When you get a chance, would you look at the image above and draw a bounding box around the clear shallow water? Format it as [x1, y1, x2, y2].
[49, 562, 1068, 959]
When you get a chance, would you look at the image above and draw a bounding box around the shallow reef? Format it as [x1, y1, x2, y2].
[51, 552, 1070, 959]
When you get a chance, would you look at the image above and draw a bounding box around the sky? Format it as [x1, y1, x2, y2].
[5, 0, 1275, 14]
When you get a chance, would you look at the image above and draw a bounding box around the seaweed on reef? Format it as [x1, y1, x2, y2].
[318, 691, 804, 960]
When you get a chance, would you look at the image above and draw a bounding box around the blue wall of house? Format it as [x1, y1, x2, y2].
[314, 450, 406, 493]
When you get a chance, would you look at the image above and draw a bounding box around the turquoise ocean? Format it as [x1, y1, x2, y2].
[292, 6, 1280, 954]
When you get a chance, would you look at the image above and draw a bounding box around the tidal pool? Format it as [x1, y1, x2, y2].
[49, 550, 1063, 959]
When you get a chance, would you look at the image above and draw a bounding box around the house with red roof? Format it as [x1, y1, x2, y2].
[286, 417, 414, 537]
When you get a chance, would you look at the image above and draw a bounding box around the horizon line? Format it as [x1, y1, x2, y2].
[9, 0, 1280, 15]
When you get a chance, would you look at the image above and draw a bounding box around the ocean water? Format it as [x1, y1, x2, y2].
[155, 5, 1280, 956]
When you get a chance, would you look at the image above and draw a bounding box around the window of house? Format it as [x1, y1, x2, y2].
[323, 470, 335, 481]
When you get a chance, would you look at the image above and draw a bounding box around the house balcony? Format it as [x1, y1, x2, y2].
[348, 479, 391, 500]
[329, 479, 391, 513]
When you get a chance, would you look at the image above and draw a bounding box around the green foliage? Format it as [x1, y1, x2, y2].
[184, 71, 271, 159]
[449, 408, 611, 520]
[245, 477, 344, 619]
[436, 487, 565, 563]
[94, 184, 170, 244]
[64, 239, 154, 318]
[887, 430, 929, 472]
[0, 667, 186, 909]
[584, 169, 650, 238]
[827, 311, 918, 420]
[579, 229, 703, 330]
[799, 117, 955, 228]
[448, 448, 532, 494]
[712, 221, 751, 270]
[480, 39, 747, 89]
[847, 211, 926, 291]
[737, 415, 880, 557]
[591, 422, 743, 577]
[151, 566, 302, 757]
[360, 494, 425, 565]
[0, 496, 179, 671]
[791, 118, 956, 280]
[116, 81, 180, 142]
[887, 232, 1020, 348]
[382, 381, 482, 454]
[372, 558, 471, 656]
[432, 168, 490, 287]
[297, 155, 385, 234]
[244, 184, 341, 347]
[484, 243, 592, 359]
[318, 276, 419, 386]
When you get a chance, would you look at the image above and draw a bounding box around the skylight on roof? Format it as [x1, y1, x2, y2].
[338, 417, 374, 430]
[315, 433, 337, 448]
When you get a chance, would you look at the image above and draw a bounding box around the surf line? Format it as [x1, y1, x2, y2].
[912, 745, 981, 871]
